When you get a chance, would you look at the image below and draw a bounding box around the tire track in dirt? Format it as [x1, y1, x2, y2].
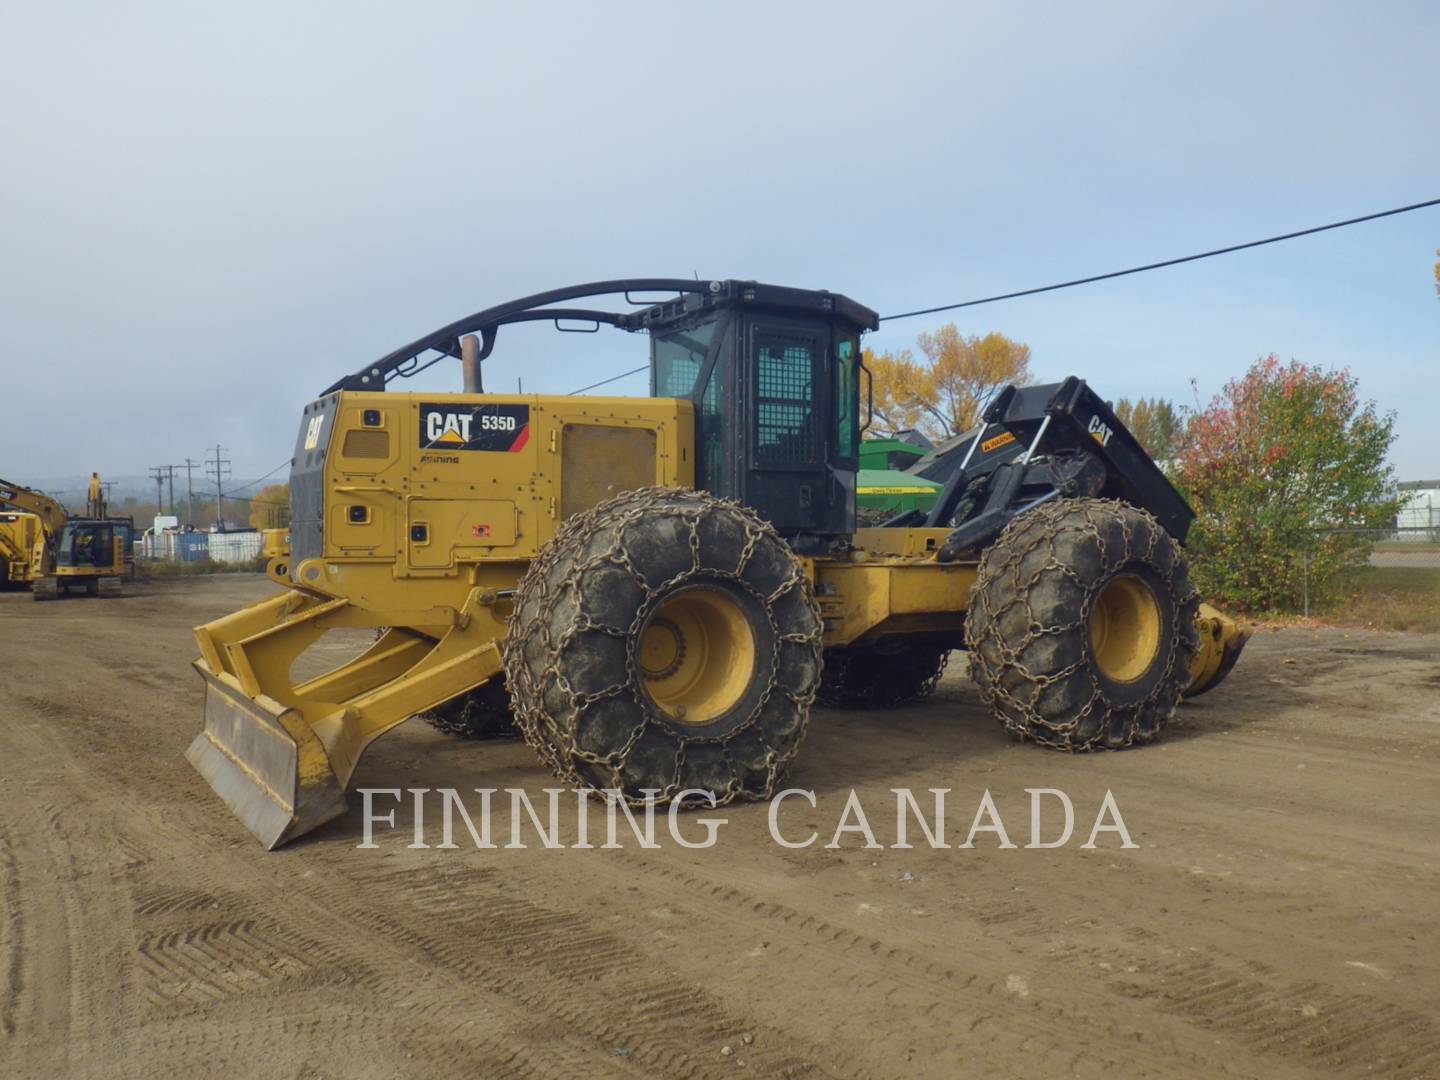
[1, 708, 172, 1073]
[9, 727, 811, 1078]
[600, 847, 1440, 1078]
[0, 694, 676, 1077]
[133, 887, 227, 919]
[598, 850, 1222, 1078]
[318, 858, 849, 1080]
[0, 820, 22, 1039]
[122, 848, 804, 1079]
[135, 919, 321, 1010]
[1047, 934, 1440, 1079]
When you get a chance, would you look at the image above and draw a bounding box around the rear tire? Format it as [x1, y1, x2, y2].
[817, 643, 950, 708]
[421, 678, 516, 740]
[504, 487, 822, 805]
[965, 498, 1198, 750]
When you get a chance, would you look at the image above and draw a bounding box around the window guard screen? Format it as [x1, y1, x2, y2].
[755, 333, 818, 466]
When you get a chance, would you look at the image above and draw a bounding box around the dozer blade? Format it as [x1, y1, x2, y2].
[188, 666, 348, 849]
[188, 588, 504, 848]
[1185, 602, 1252, 698]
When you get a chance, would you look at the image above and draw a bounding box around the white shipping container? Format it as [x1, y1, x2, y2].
[207, 531, 263, 564]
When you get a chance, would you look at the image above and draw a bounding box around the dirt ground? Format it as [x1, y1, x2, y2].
[1, 574, 1437, 1080]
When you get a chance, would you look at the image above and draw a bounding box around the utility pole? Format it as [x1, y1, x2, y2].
[183, 458, 198, 527]
[205, 446, 231, 531]
[149, 466, 166, 517]
[149, 464, 179, 515]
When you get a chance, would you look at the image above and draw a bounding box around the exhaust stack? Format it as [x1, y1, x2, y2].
[461, 333, 483, 393]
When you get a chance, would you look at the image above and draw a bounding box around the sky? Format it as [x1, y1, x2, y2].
[1, 0, 1436, 490]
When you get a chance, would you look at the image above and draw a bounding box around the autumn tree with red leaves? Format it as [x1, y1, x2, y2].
[1176, 356, 1398, 611]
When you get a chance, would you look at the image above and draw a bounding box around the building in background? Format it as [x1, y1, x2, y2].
[1396, 480, 1439, 540]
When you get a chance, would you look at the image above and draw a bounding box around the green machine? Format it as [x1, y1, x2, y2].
[856, 437, 941, 520]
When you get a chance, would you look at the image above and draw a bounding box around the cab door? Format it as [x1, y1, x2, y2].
[741, 319, 842, 535]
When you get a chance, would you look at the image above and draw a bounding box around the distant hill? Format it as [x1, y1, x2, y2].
[12, 474, 154, 509]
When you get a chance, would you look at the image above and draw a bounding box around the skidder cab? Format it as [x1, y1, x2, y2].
[189, 279, 1249, 848]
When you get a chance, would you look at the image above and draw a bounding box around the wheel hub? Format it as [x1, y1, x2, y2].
[637, 617, 686, 679]
[638, 586, 756, 725]
[1089, 573, 1163, 683]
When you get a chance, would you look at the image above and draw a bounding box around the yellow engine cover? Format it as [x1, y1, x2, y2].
[281, 391, 695, 615]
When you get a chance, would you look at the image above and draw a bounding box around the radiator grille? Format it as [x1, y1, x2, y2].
[342, 429, 390, 458]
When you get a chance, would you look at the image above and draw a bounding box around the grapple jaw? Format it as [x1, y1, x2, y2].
[189, 587, 503, 848]
[1185, 602, 1252, 698]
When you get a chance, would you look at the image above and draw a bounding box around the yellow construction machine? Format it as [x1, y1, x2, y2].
[189, 280, 1249, 848]
[0, 511, 46, 586]
[8, 473, 134, 600]
[0, 478, 68, 587]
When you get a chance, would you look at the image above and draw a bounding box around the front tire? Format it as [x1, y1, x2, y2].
[503, 487, 822, 805]
[965, 498, 1199, 750]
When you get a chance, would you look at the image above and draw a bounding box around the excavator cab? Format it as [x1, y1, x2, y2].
[58, 521, 115, 568]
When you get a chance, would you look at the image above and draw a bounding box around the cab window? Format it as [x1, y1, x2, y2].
[652, 321, 718, 397]
[835, 335, 859, 461]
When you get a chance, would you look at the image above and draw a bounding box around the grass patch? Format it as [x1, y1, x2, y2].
[1321, 565, 1440, 632]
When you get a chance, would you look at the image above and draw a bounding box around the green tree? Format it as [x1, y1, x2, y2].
[1176, 356, 1398, 611]
[865, 325, 1031, 439]
[1113, 396, 1183, 462]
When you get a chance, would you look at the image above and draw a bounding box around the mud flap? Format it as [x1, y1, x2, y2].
[187, 666, 347, 849]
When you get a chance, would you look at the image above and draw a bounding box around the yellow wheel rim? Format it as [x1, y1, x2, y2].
[638, 586, 756, 724]
[1089, 574, 1163, 683]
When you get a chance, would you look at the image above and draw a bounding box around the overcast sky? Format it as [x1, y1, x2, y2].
[2, 1, 1436, 486]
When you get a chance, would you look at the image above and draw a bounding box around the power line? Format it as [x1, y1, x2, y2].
[569, 365, 649, 395]
[226, 460, 291, 494]
[879, 195, 1440, 322]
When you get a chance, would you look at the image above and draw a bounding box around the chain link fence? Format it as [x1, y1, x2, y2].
[136, 529, 264, 566]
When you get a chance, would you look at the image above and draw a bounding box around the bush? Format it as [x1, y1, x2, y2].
[1176, 356, 1398, 612]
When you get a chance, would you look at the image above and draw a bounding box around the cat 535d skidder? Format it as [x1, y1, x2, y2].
[188, 279, 1248, 848]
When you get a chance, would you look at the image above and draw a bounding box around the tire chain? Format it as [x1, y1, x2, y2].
[421, 677, 517, 740]
[964, 497, 1200, 749]
[372, 626, 517, 739]
[817, 645, 950, 709]
[503, 486, 823, 807]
